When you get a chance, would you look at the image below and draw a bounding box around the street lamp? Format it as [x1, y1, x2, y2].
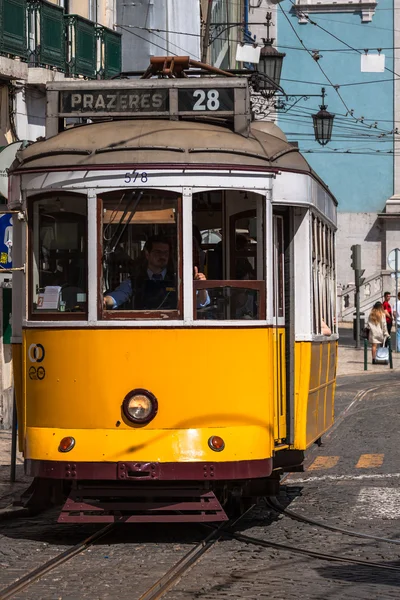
[255, 13, 286, 97]
[312, 88, 335, 146]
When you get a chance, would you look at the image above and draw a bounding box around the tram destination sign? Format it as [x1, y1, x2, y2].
[60, 89, 170, 113]
[47, 79, 250, 137]
[60, 87, 235, 114]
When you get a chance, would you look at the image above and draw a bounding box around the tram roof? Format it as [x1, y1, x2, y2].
[14, 119, 336, 203]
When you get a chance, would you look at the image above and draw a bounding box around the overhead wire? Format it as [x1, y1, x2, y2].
[278, 3, 398, 139]
[292, 3, 400, 83]
[117, 12, 397, 140]
[117, 25, 179, 57]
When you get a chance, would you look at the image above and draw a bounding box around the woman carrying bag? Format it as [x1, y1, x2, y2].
[367, 302, 389, 364]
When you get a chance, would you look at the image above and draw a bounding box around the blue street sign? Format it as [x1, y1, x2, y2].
[0, 214, 13, 269]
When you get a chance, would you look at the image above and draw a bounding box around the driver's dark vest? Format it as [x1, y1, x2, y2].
[130, 270, 177, 310]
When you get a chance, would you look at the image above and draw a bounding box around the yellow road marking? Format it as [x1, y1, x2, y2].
[356, 454, 384, 468]
[308, 456, 339, 471]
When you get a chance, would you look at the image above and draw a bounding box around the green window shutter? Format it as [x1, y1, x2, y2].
[65, 14, 96, 78]
[0, 0, 27, 59]
[27, 0, 65, 70]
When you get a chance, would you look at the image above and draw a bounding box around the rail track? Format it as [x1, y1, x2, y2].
[0, 523, 115, 600]
[0, 509, 252, 600]
[1, 384, 398, 599]
[266, 497, 400, 546]
[1, 500, 400, 600]
[209, 526, 400, 573]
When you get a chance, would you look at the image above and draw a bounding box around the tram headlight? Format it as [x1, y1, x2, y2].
[122, 389, 158, 424]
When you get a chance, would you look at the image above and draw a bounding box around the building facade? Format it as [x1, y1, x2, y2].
[116, 0, 201, 72]
[275, 0, 396, 319]
[0, 0, 120, 428]
[200, 0, 244, 68]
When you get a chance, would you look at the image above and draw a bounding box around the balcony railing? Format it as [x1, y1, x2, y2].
[0, 0, 121, 79]
[28, 0, 64, 70]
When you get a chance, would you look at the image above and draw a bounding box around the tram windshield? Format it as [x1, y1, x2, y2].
[193, 191, 265, 321]
[101, 190, 181, 317]
[31, 195, 87, 315]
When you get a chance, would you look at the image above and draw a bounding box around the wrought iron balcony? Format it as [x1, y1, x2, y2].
[0, 0, 121, 79]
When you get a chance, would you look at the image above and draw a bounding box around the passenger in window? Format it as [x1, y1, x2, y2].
[104, 236, 209, 310]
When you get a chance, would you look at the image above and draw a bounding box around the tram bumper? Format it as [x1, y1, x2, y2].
[25, 458, 273, 480]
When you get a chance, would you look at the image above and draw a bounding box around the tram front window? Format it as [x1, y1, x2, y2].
[31, 195, 87, 315]
[101, 190, 181, 318]
[193, 191, 265, 321]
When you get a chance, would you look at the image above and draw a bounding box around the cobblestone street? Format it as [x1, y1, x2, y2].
[160, 372, 400, 600]
[0, 338, 399, 599]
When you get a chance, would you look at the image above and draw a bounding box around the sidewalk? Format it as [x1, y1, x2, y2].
[0, 430, 28, 511]
[0, 338, 399, 510]
[337, 323, 400, 376]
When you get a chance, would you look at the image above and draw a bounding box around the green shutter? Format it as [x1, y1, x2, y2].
[0, 0, 27, 59]
[96, 25, 121, 79]
[65, 14, 96, 78]
[27, 0, 65, 70]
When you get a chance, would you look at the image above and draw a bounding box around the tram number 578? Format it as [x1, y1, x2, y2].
[124, 171, 148, 184]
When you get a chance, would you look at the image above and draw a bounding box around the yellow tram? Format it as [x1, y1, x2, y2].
[9, 68, 337, 522]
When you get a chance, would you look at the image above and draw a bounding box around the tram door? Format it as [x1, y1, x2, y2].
[272, 214, 287, 443]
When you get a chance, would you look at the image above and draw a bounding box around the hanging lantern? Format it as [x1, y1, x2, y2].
[312, 88, 335, 146]
[256, 13, 285, 97]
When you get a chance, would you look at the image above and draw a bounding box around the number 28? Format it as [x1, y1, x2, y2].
[193, 89, 220, 111]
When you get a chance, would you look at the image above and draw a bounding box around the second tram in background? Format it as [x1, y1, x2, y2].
[9, 59, 337, 522]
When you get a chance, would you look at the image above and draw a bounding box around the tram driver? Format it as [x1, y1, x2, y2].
[103, 236, 209, 311]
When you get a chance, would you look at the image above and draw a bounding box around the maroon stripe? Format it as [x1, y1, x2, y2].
[26, 458, 273, 481]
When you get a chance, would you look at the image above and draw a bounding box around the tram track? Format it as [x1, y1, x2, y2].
[202, 521, 400, 573]
[137, 510, 251, 600]
[1, 380, 398, 599]
[0, 524, 115, 600]
[0, 509, 253, 600]
[267, 497, 400, 546]
[1, 503, 399, 600]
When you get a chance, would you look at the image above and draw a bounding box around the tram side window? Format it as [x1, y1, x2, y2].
[193, 191, 265, 321]
[311, 214, 335, 334]
[31, 196, 87, 315]
[102, 190, 181, 317]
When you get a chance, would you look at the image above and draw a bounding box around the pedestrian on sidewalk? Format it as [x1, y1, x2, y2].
[382, 291, 393, 335]
[367, 302, 389, 364]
